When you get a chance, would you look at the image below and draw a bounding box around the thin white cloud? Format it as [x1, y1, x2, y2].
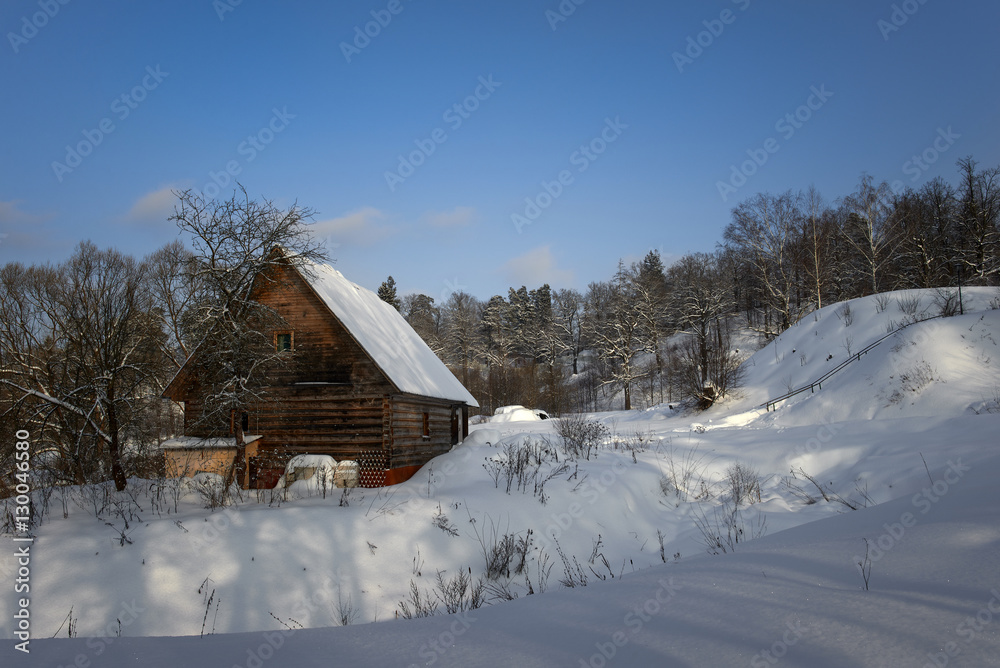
[0, 200, 47, 226]
[311, 207, 400, 247]
[123, 185, 183, 223]
[501, 245, 574, 287]
[421, 206, 477, 228]
[0, 200, 63, 258]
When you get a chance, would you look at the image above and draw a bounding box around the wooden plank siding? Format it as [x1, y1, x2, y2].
[245, 395, 460, 473]
[164, 448, 236, 479]
[387, 397, 457, 470]
[253, 264, 399, 394]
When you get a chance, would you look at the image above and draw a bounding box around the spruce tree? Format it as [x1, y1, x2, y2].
[378, 276, 401, 310]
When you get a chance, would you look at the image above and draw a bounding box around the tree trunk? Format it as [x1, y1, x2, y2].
[105, 386, 128, 492]
[223, 418, 247, 491]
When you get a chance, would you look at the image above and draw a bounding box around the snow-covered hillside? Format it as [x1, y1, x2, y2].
[3, 288, 999, 667]
[721, 287, 1000, 424]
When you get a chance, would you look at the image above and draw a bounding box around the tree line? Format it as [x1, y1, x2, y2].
[390, 157, 999, 415]
[1, 157, 997, 493]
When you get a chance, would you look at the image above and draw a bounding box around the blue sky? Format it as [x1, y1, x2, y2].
[2, 0, 998, 301]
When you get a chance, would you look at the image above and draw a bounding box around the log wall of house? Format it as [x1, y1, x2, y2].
[255, 264, 398, 393]
[388, 397, 456, 470]
[254, 391, 386, 453]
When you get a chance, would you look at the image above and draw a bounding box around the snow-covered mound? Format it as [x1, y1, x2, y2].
[2, 287, 998, 667]
[490, 405, 548, 422]
[274, 454, 341, 497]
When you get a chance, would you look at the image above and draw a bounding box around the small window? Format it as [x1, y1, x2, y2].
[275, 332, 293, 352]
[422, 412, 430, 439]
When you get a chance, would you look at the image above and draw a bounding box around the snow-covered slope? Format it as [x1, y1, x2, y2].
[2, 288, 999, 666]
[719, 287, 999, 424]
[10, 446, 999, 667]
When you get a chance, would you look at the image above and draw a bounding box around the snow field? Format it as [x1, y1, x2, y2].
[2, 287, 999, 666]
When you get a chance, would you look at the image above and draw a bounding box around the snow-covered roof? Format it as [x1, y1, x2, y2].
[300, 261, 479, 407]
[160, 435, 263, 450]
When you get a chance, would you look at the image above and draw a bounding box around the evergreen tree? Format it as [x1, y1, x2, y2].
[378, 276, 401, 310]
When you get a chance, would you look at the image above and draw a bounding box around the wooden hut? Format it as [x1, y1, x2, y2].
[162, 256, 478, 488]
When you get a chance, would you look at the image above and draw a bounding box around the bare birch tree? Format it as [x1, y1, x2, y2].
[842, 175, 898, 295]
[725, 191, 801, 333]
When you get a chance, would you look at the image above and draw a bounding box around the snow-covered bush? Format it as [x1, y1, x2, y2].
[896, 293, 921, 317]
[899, 361, 936, 394]
[482, 438, 567, 501]
[934, 288, 961, 317]
[432, 503, 459, 536]
[658, 443, 713, 504]
[556, 413, 609, 460]
[693, 497, 767, 555]
[434, 569, 485, 613]
[725, 461, 762, 506]
[397, 580, 438, 618]
[184, 473, 229, 509]
[874, 293, 891, 313]
[837, 302, 854, 326]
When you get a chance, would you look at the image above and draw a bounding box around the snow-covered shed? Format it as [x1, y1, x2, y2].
[162, 255, 478, 489]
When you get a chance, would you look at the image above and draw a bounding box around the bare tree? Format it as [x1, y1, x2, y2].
[0, 243, 164, 490]
[584, 262, 646, 410]
[146, 240, 208, 371]
[725, 191, 802, 333]
[553, 289, 584, 377]
[891, 179, 956, 289]
[168, 185, 326, 491]
[955, 157, 1000, 284]
[668, 253, 738, 408]
[439, 290, 482, 387]
[842, 174, 899, 295]
[0, 262, 81, 484]
[801, 186, 831, 310]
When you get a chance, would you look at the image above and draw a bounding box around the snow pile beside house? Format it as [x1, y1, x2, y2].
[489, 405, 549, 422]
[276, 455, 359, 496]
